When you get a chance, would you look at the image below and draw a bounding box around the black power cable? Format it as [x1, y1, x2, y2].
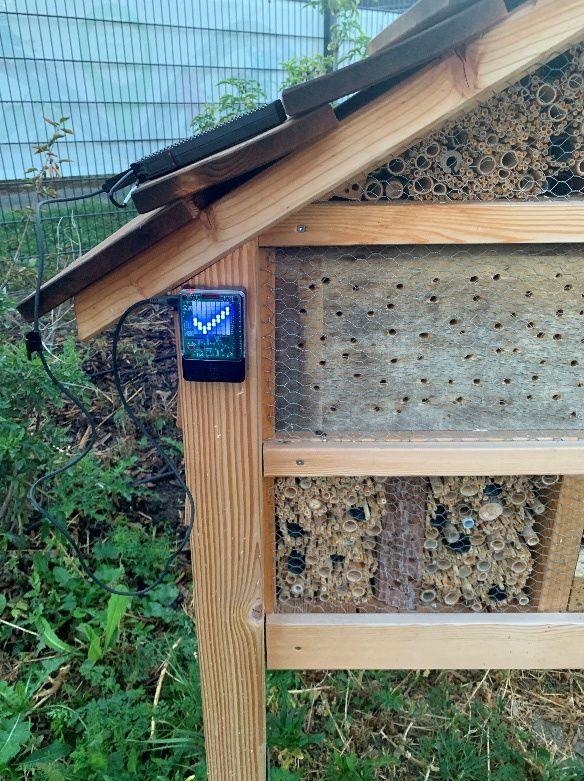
[25, 189, 194, 597]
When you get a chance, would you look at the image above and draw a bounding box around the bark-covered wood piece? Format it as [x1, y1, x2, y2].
[132, 107, 338, 214]
[17, 200, 195, 322]
[281, 0, 507, 116]
[377, 477, 427, 611]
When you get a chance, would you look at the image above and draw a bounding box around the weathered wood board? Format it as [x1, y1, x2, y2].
[273, 244, 584, 435]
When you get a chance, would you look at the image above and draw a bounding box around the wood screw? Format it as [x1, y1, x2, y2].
[296, 224, 307, 232]
[296, 459, 304, 465]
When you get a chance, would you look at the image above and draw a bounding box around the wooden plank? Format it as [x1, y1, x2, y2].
[177, 242, 266, 781]
[368, 0, 477, 55]
[259, 202, 584, 246]
[132, 107, 338, 214]
[17, 200, 195, 323]
[534, 476, 584, 612]
[73, 0, 584, 340]
[263, 440, 584, 477]
[281, 0, 507, 117]
[266, 613, 584, 669]
[260, 249, 277, 613]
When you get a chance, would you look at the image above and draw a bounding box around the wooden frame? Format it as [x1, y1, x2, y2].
[176, 241, 266, 781]
[258, 202, 584, 247]
[266, 613, 584, 669]
[263, 440, 584, 477]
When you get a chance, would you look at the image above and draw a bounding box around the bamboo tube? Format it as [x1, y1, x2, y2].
[291, 582, 304, 596]
[443, 589, 461, 606]
[386, 157, 406, 175]
[420, 589, 437, 604]
[423, 538, 439, 551]
[476, 560, 492, 572]
[299, 479, 312, 490]
[541, 475, 559, 485]
[521, 526, 539, 547]
[363, 179, 384, 201]
[511, 559, 529, 574]
[410, 176, 434, 195]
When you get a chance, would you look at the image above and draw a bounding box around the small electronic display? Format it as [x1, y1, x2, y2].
[179, 288, 245, 382]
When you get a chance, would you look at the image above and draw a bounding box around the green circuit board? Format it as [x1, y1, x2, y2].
[179, 289, 245, 361]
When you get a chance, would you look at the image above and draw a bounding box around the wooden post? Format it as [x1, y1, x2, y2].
[176, 241, 266, 781]
[534, 476, 584, 612]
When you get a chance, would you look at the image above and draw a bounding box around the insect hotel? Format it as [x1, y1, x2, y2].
[18, 0, 584, 777]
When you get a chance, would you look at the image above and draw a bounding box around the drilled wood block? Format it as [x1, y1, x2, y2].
[274, 244, 584, 436]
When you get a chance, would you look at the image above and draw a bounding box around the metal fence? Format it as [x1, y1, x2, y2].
[0, 1, 412, 221]
[0, 1, 414, 283]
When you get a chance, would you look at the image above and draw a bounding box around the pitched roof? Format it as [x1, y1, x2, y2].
[18, 0, 583, 339]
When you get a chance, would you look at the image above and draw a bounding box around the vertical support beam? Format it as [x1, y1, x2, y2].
[177, 241, 266, 781]
[260, 248, 276, 613]
[535, 476, 584, 612]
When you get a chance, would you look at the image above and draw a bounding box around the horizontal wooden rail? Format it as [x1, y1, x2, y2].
[263, 439, 584, 477]
[266, 613, 584, 669]
[258, 202, 584, 246]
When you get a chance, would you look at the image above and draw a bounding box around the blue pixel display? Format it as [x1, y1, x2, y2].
[192, 302, 231, 336]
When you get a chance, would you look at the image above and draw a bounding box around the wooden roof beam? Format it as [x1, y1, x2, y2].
[74, 0, 584, 339]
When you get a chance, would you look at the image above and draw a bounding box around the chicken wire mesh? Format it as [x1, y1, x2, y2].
[325, 43, 584, 204]
[272, 474, 584, 614]
[271, 242, 584, 438]
[265, 40, 584, 615]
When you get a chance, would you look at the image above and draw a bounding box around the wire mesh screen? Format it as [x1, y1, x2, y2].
[273, 474, 584, 613]
[325, 43, 584, 203]
[272, 243, 584, 438]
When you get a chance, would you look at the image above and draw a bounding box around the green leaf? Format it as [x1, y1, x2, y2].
[0, 716, 30, 766]
[43, 116, 58, 127]
[0, 594, 6, 614]
[37, 618, 79, 656]
[104, 593, 131, 649]
[20, 742, 71, 766]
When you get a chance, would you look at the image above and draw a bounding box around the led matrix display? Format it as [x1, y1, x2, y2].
[179, 289, 245, 382]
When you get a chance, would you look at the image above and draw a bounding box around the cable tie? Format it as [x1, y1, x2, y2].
[25, 330, 43, 360]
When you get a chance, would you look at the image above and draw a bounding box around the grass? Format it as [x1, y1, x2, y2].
[1, 209, 584, 779]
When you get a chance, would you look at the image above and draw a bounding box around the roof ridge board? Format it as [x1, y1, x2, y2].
[280, 0, 509, 117]
[132, 105, 337, 214]
[368, 0, 479, 55]
[17, 200, 196, 322]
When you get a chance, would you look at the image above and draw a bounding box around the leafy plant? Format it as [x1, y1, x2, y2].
[191, 77, 267, 134]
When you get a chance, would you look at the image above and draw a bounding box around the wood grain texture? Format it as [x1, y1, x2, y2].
[534, 476, 584, 612]
[569, 576, 584, 612]
[263, 440, 584, 477]
[272, 244, 584, 434]
[281, 0, 507, 116]
[260, 249, 277, 613]
[132, 107, 338, 214]
[177, 242, 266, 781]
[18, 200, 195, 322]
[266, 613, 584, 669]
[73, 0, 584, 339]
[377, 477, 427, 610]
[259, 202, 584, 246]
[368, 0, 477, 54]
